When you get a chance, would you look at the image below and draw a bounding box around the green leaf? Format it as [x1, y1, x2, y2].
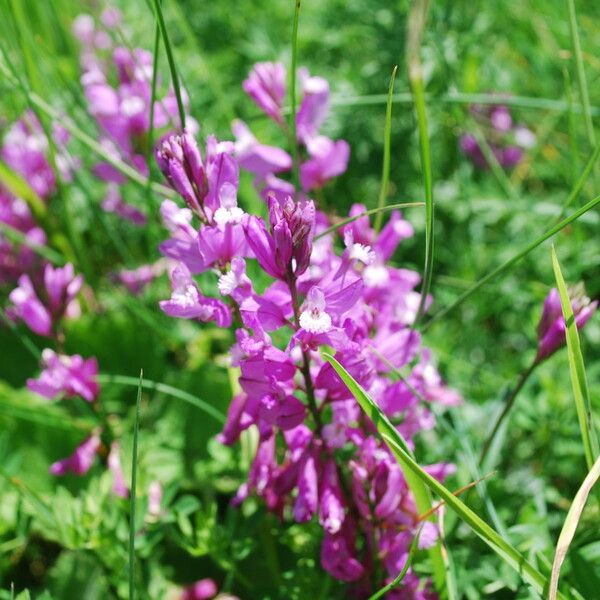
[323, 353, 569, 599]
[549, 455, 600, 600]
[551, 245, 599, 469]
[323, 353, 455, 599]
[128, 370, 143, 600]
[424, 191, 600, 330]
[151, 0, 186, 129]
[374, 65, 398, 232]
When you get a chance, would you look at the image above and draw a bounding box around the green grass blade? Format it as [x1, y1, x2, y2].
[323, 353, 573, 599]
[0, 307, 41, 361]
[328, 91, 600, 115]
[289, 0, 302, 190]
[407, 0, 434, 324]
[315, 201, 424, 240]
[128, 370, 143, 600]
[151, 0, 186, 130]
[323, 353, 454, 599]
[96, 374, 225, 424]
[423, 191, 600, 330]
[565, 0, 595, 147]
[0, 222, 65, 265]
[551, 246, 599, 469]
[0, 160, 46, 219]
[368, 525, 422, 600]
[374, 65, 398, 232]
[549, 454, 600, 600]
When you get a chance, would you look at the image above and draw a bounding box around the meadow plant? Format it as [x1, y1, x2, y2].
[155, 62, 462, 593]
[460, 101, 536, 169]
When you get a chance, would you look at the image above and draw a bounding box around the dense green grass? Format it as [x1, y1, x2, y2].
[0, 0, 599, 598]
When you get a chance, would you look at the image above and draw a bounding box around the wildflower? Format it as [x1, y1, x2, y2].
[243, 62, 286, 124]
[535, 285, 597, 362]
[159, 263, 232, 327]
[49, 433, 101, 476]
[27, 349, 99, 402]
[101, 184, 147, 225]
[108, 442, 128, 498]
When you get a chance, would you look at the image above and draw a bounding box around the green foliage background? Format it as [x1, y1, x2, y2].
[0, 0, 599, 598]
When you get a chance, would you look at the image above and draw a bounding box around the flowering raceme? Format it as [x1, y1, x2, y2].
[460, 101, 536, 169]
[154, 62, 461, 595]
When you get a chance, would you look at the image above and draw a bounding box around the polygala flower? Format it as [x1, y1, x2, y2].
[535, 285, 597, 362]
[460, 100, 535, 169]
[49, 433, 101, 476]
[154, 62, 462, 594]
[27, 349, 99, 402]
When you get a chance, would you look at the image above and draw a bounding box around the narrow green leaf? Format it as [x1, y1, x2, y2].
[406, 0, 434, 324]
[128, 370, 143, 600]
[551, 246, 599, 469]
[151, 0, 186, 130]
[323, 353, 454, 599]
[374, 65, 398, 232]
[315, 202, 424, 240]
[549, 455, 600, 600]
[0, 160, 46, 218]
[327, 91, 600, 115]
[424, 192, 600, 330]
[565, 0, 596, 147]
[289, 0, 302, 190]
[0, 221, 65, 265]
[96, 374, 225, 424]
[323, 353, 569, 599]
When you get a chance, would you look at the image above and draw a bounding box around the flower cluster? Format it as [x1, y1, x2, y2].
[234, 61, 350, 199]
[73, 10, 197, 226]
[460, 101, 536, 169]
[155, 63, 461, 595]
[0, 112, 74, 284]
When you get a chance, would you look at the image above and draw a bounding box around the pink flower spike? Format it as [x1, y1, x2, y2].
[243, 62, 286, 124]
[108, 442, 129, 498]
[49, 433, 101, 476]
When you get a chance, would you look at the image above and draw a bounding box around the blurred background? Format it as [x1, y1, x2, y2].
[0, 0, 599, 597]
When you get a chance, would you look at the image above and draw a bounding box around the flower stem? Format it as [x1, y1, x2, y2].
[479, 360, 538, 465]
[287, 274, 322, 433]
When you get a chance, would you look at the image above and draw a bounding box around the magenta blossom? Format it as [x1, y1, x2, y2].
[159, 263, 232, 327]
[27, 349, 99, 402]
[243, 61, 286, 124]
[535, 285, 597, 362]
[108, 442, 129, 498]
[49, 433, 101, 476]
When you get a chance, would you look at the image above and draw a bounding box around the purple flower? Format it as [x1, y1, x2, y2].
[9, 274, 53, 336]
[320, 520, 364, 582]
[180, 578, 218, 600]
[300, 136, 350, 191]
[108, 442, 129, 498]
[232, 120, 292, 178]
[319, 459, 345, 534]
[296, 73, 330, 143]
[156, 131, 207, 216]
[536, 286, 597, 362]
[27, 349, 99, 402]
[159, 263, 232, 327]
[243, 62, 286, 124]
[49, 433, 101, 476]
[116, 263, 160, 295]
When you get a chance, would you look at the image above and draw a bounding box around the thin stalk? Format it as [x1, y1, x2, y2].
[0, 221, 65, 265]
[374, 66, 398, 232]
[407, 0, 434, 324]
[96, 374, 225, 423]
[479, 360, 537, 465]
[564, 69, 579, 187]
[287, 274, 322, 433]
[315, 201, 424, 240]
[151, 0, 186, 130]
[128, 371, 143, 599]
[327, 91, 600, 115]
[565, 0, 596, 147]
[0, 307, 40, 361]
[289, 0, 302, 191]
[423, 191, 600, 331]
